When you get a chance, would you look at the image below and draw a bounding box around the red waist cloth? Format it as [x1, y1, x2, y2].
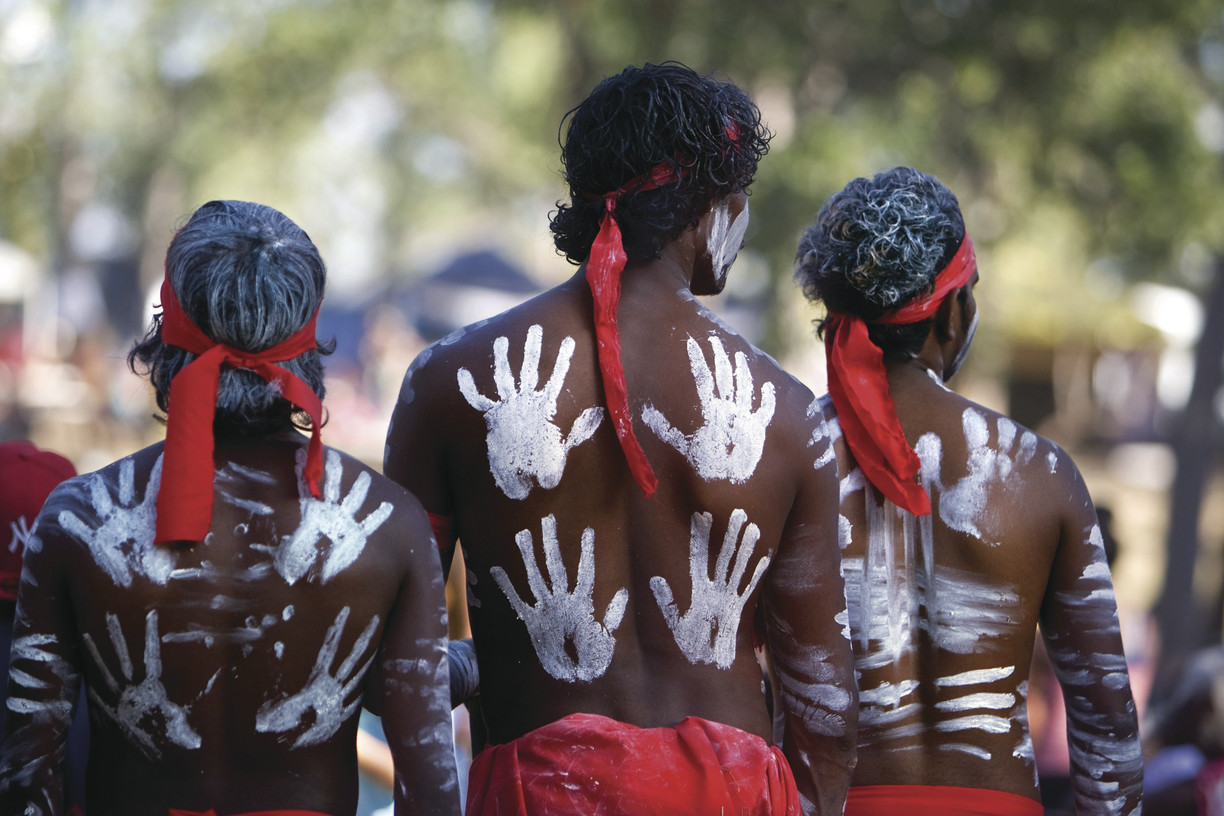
[168, 810, 331, 816]
[465, 712, 799, 816]
[845, 785, 1043, 816]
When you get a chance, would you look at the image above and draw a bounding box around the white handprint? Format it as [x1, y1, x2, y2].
[642, 336, 775, 483]
[82, 610, 201, 759]
[920, 408, 1038, 546]
[651, 509, 770, 669]
[256, 606, 380, 748]
[490, 515, 627, 682]
[275, 450, 393, 585]
[458, 324, 604, 500]
[59, 455, 173, 588]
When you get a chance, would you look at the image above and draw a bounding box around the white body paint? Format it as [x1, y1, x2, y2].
[458, 325, 603, 500]
[651, 509, 769, 669]
[707, 200, 750, 288]
[83, 610, 201, 759]
[61, 455, 173, 587]
[275, 449, 393, 585]
[256, 606, 379, 747]
[490, 515, 626, 682]
[642, 336, 775, 483]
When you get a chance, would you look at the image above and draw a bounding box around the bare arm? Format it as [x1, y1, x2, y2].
[385, 347, 459, 581]
[0, 496, 81, 815]
[763, 412, 858, 816]
[375, 501, 462, 815]
[1040, 455, 1142, 814]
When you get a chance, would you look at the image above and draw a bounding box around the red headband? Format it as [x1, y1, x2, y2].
[824, 235, 976, 516]
[586, 160, 687, 499]
[155, 276, 324, 544]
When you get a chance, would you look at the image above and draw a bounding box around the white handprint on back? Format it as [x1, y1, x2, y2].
[642, 335, 775, 483]
[490, 515, 627, 682]
[458, 324, 603, 499]
[60, 455, 173, 588]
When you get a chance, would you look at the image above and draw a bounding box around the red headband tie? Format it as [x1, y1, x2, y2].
[155, 276, 325, 544]
[824, 235, 976, 516]
[586, 160, 687, 498]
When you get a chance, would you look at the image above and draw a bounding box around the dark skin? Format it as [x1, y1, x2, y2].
[386, 193, 858, 815]
[0, 430, 460, 816]
[820, 276, 1143, 811]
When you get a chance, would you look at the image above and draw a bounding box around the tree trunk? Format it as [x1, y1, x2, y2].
[1152, 259, 1224, 701]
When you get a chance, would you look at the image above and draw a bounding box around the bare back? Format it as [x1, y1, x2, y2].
[0, 434, 458, 816]
[821, 364, 1142, 810]
[386, 266, 857, 809]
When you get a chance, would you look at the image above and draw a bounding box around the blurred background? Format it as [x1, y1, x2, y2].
[1, 0, 1222, 810]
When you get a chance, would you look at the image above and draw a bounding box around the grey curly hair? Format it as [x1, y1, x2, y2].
[129, 200, 334, 435]
[794, 166, 965, 360]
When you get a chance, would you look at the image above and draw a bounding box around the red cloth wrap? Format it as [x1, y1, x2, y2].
[168, 810, 332, 816]
[586, 161, 686, 499]
[844, 784, 1043, 815]
[465, 712, 800, 816]
[427, 511, 456, 552]
[824, 235, 976, 516]
[156, 277, 324, 544]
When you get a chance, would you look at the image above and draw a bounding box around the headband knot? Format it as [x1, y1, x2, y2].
[154, 276, 325, 544]
[824, 235, 977, 516]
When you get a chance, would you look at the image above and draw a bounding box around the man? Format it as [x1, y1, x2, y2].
[0, 441, 86, 815]
[0, 201, 460, 816]
[385, 62, 857, 816]
[795, 166, 1143, 815]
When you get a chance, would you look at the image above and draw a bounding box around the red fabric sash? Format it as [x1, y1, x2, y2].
[824, 236, 976, 516]
[155, 277, 324, 544]
[586, 161, 685, 499]
[844, 784, 1043, 816]
[427, 511, 456, 552]
[465, 712, 799, 815]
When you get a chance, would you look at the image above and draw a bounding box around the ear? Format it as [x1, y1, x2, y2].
[933, 291, 961, 344]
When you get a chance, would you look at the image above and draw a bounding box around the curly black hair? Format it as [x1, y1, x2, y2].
[550, 62, 771, 265]
[129, 200, 335, 436]
[794, 166, 966, 361]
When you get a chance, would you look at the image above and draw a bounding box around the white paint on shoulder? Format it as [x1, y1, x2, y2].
[60, 455, 174, 587]
[642, 336, 775, 483]
[457, 325, 603, 500]
[275, 450, 393, 585]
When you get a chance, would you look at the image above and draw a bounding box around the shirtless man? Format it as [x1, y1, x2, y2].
[0, 200, 460, 816]
[385, 63, 856, 815]
[796, 167, 1143, 815]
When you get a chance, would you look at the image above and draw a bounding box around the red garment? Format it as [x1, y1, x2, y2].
[427, 511, 456, 552]
[586, 161, 689, 500]
[168, 810, 331, 816]
[155, 276, 324, 544]
[844, 784, 1043, 816]
[0, 441, 76, 600]
[824, 235, 977, 516]
[465, 712, 799, 816]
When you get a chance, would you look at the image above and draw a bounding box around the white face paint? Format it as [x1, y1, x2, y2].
[490, 515, 627, 682]
[707, 200, 750, 289]
[458, 325, 604, 500]
[945, 310, 978, 381]
[82, 610, 201, 759]
[275, 450, 393, 585]
[60, 455, 174, 587]
[650, 509, 769, 670]
[642, 336, 775, 483]
[256, 606, 380, 747]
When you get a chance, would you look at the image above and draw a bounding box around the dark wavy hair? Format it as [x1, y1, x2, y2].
[550, 62, 771, 264]
[794, 166, 966, 361]
[129, 200, 335, 435]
